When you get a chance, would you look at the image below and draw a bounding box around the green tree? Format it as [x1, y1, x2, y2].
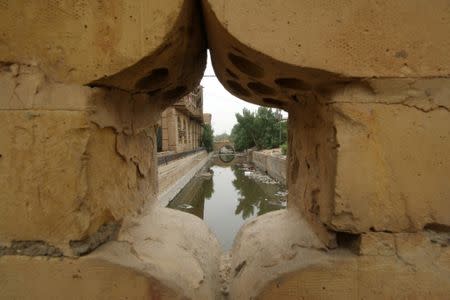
[231, 108, 257, 151]
[231, 107, 287, 152]
[201, 124, 214, 152]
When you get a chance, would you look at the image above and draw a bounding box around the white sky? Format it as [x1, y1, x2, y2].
[201, 52, 287, 135]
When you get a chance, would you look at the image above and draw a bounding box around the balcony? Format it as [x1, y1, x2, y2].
[173, 87, 204, 122]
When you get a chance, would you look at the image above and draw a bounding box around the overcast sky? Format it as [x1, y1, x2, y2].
[201, 52, 287, 135]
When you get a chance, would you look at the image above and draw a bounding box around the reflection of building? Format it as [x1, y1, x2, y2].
[158, 86, 208, 153]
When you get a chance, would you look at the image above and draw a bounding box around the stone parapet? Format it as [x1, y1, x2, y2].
[229, 211, 450, 299]
[251, 150, 287, 185]
[0, 0, 206, 94]
[204, 0, 450, 78]
[158, 150, 209, 206]
[0, 206, 222, 300]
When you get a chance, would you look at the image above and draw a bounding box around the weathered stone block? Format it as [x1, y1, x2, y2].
[288, 79, 450, 242]
[0, 207, 222, 300]
[229, 210, 327, 299]
[229, 211, 450, 299]
[0, 64, 95, 110]
[0, 0, 206, 95]
[0, 110, 92, 249]
[205, 0, 450, 77]
[259, 249, 450, 300]
[287, 95, 338, 247]
[327, 79, 450, 233]
[357, 233, 396, 256]
[0, 256, 171, 299]
[0, 66, 160, 254]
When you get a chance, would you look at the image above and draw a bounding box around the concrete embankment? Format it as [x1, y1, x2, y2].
[158, 150, 210, 206]
[250, 150, 287, 185]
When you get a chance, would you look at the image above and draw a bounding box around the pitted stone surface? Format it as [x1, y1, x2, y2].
[205, 0, 450, 77]
[0, 0, 206, 94]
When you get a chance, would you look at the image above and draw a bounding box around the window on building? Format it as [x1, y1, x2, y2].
[157, 126, 163, 152]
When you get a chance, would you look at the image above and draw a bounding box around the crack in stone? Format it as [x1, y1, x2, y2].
[69, 222, 121, 256]
[234, 260, 247, 277]
[326, 100, 450, 113]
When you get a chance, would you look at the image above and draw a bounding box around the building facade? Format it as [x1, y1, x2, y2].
[159, 86, 206, 153]
[203, 113, 212, 126]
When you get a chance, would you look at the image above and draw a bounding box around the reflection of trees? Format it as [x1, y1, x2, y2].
[231, 166, 283, 220]
[168, 164, 285, 222]
[235, 197, 255, 219]
[202, 177, 214, 200]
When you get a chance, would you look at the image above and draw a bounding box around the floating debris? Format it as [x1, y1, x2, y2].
[178, 204, 193, 209]
[275, 190, 288, 197]
[246, 171, 278, 185]
[197, 171, 213, 178]
[268, 200, 287, 207]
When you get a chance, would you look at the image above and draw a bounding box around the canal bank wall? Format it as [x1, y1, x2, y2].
[250, 150, 287, 185]
[158, 150, 210, 206]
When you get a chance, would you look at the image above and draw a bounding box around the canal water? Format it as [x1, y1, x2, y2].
[167, 160, 287, 250]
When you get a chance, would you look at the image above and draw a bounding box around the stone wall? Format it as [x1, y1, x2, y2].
[0, 60, 222, 300]
[158, 150, 209, 206]
[0, 63, 159, 254]
[203, 0, 450, 298]
[251, 150, 287, 185]
[285, 79, 450, 244]
[0, 1, 223, 299]
[1, 0, 449, 299]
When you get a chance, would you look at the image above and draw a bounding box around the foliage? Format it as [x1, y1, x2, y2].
[230, 107, 287, 152]
[280, 143, 288, 155]
[201, 124, 214, 152]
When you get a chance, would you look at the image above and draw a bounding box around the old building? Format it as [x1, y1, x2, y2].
[158, 86, 206, 153]
[203, 113, 212, 126]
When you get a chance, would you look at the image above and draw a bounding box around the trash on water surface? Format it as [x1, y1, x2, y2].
[268, 200, 287, 207]
[275, 191, 288, 197]
[178, 204, 193, 209]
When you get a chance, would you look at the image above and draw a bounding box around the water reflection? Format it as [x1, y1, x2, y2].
[218, 145, 236, 163]
[167, 163, 286, 250]
[232, 166, 285, 220]
[218, 153, 235, 163]
[167, 175, 214, 219]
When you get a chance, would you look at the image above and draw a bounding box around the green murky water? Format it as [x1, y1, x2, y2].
[167, 162, 287, 250]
